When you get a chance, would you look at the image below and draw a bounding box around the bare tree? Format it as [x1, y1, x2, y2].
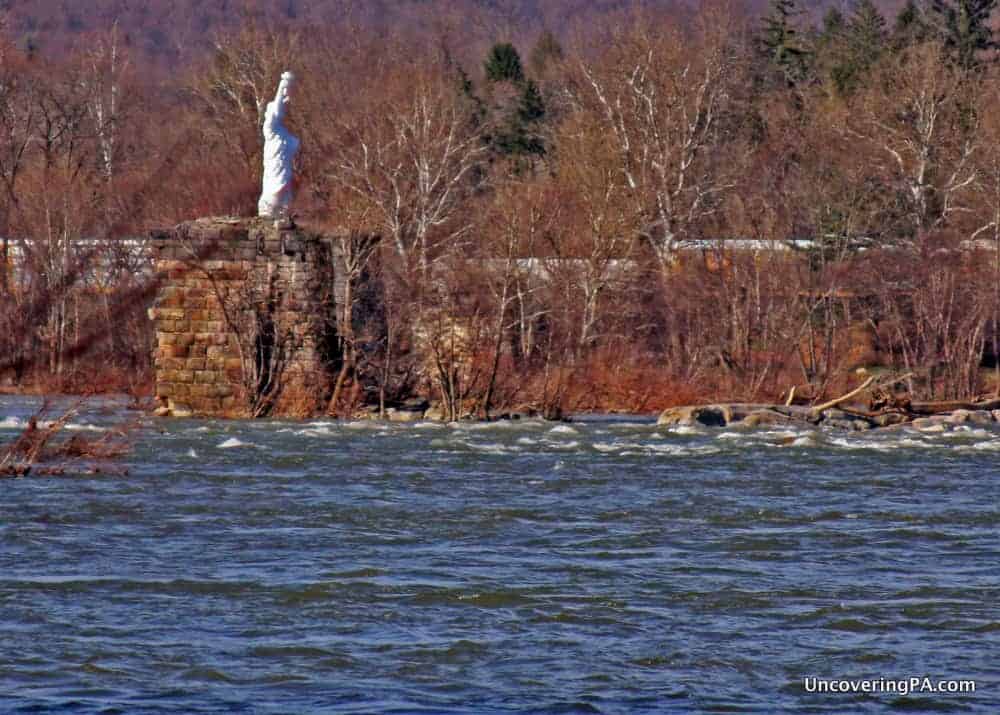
[847, 42, 979, 241]
[572, 7, 742, 279]
[313, 63, 485, 279]
[190, 17, 299, 176]
[546, 110, 636, 352]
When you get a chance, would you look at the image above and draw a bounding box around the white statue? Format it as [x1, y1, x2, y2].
[258, 71, 300, 219]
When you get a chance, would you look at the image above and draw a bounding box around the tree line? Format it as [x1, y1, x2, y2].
[3, 0, 1000, 414]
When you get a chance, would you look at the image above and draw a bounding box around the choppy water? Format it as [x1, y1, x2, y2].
[1, 397, 998, 714]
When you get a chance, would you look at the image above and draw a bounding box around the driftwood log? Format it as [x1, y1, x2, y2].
[809, 377, 875, 418]
[909, 399, 1000, 415]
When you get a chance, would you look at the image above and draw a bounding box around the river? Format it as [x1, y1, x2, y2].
[1, 396, 998, 713]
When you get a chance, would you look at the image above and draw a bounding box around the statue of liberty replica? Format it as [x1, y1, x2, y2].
[258, 71, 300, 220]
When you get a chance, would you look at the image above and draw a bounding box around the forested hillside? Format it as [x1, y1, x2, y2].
[1, 0, 908, 64]
[2, 0, 999, 417]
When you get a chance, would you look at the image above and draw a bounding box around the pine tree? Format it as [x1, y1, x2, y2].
[928, 0, 999, 68]
[849, 0, 887, 58]
[891, 0, 930, 51]
[759, 0, 811, 86]
[838, 0, 887, 90]
[494, 79, 545, 157]
[479, 44, 546, 157]
[455, 65, 486, 131]
[820, 6, 846, 41]
[814, 8, 847, 89]
[518, 79, 545, 124]
[814, 2, 886, 94]
[484, 43, 525, 84]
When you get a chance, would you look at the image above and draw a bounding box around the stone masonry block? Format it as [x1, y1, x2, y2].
[150, 216, 344, 418]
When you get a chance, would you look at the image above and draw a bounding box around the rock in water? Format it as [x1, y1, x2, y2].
[657, 405, 730, 427]
[743, 409, 797, 428]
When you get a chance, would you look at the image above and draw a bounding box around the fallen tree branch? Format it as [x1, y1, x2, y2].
[909, 398, 1000, 415]
[878, 372, 914, 389]
[1, 399, 131, 478]
[838, 406, 908, 420]
[1, 401, 80, 477]
[810, 377, 875, 417]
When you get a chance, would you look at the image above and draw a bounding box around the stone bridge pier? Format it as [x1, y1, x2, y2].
[149, 217, 344, 418]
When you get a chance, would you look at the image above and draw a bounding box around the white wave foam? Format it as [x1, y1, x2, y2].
[942, 427, 992, 439]
[470, 441, 519, 454]
[759, 429, 803, 439]
[458, 420, 523, 431]
[342, 421, 388, 431]
[653, 443, 722, 455]
[898, 437, 937, 448]
[548, 424, 580, 435]
[218, 437, 252, 449]
[2, 416, 106, 433]
[966, 440, 1000, 452]
[187, 448, 198, 458]
[298, 427, 334, 437]
[821, 434, 960, 451]
[545, 440, 582, 451]
[64, 422, 105, 432]
[592, 442, 620, 453]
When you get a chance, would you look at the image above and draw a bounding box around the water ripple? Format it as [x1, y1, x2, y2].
[1, 397, 998, 713]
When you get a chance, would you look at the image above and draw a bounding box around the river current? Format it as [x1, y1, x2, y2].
[1, 396, 998, 713]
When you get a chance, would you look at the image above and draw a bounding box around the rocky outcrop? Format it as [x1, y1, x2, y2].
[658, 401, 1000, 431]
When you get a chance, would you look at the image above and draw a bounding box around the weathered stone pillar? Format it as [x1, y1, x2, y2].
[149, 217, 341, 418]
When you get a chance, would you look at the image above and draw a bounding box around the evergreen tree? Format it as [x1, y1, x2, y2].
[834, 0, 887, 92]
[455, 64, 487, 131]
[820, 6, 847, 41]
[891, 0, 930, 50]
[759, 0, 811, 86]
[484, 43, 525, 83]
[849, 0, 887, 59]
[813, 8, 846, 88]
[518, 79, 545, 124]
[814, 2, 886, 95]
[494, 79, 546, 157]
[928, 0, 998, 68]
[479, 43, 547, 158]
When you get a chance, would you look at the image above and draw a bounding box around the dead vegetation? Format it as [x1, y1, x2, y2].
[0, 401, 132, 478]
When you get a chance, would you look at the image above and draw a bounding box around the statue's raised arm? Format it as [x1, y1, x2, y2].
[258, 71, 300, 219]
